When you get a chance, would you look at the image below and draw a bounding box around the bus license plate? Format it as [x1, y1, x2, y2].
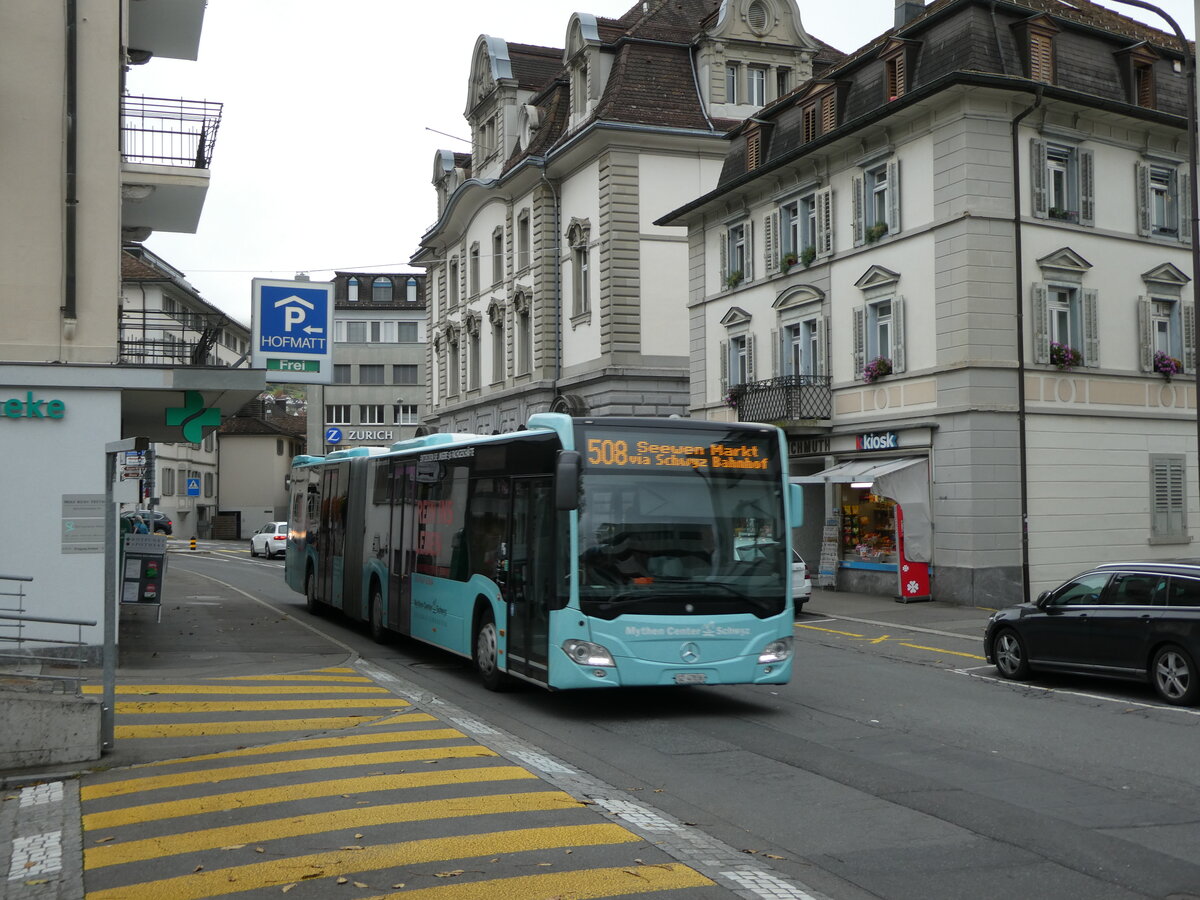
[674, 673, 707, 685]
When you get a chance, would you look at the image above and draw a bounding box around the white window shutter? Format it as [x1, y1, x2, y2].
[1083, 289, 1099, 367]
[1137, 297, 1152, 372]
[1136, 163, 1151, 237]
[747, 333, 757, 382]
[764, 212, 777, 274]
[887, 158, 901, 234]
[1079, 150, 1095, 226]
[746, 219, 755, 281]
[1185, 302, 1196, 373]
[816, 314, 828, 377]
[816, 187, 833, 257]
[892, 296, 906, 373]
[853, 305, 865, 378]
[852, 175, 864, 246]
[719, 340, 729, 395]
[719, 230, 728, 287]
[1032, 284, 1049, 364]
[1030, 138, 1047, 218]
[1180, 171, 1191, 243]
[770, 328, 779, 376]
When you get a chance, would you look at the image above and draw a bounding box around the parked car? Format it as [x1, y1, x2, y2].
[250, 522, 288, 559]
[120, 509, 172, 535]
[733, 540, 812, 608]
[985, 560, 1200, 705]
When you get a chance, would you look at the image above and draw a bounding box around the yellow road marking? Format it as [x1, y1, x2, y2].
[794, 623, 864, 637]
[870, 634, 890, 644]
[83, 684, 388, 695]
[217, 673, 370, 682]
[83, 752, 506, 828]
[116, 716, 384, 739]
[85, 796, 597, 872]
[114, 698, 406, 713]
[84, 742, 478, 799]
[134, 718, 441, 767]
[900, 642, 986, 660]
[315, 667, 357, 672]
[357, 864, 714, 900]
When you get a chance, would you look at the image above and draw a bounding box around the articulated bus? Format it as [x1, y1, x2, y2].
[285, 414, 803, 691]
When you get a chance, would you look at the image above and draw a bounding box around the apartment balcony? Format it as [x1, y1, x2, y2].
[121, 96, 222, 238]
[729, 375, 832, 425]
[119, 308, 238, 368]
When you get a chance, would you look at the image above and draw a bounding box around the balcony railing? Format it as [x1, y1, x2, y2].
[121, 95, 223, 168]
[119, 308, 239, 367]
[730, 375, 832, 423]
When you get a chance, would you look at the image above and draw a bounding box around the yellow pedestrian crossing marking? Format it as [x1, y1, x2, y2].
[134, 717, 442, 767]
[85, 824, 641, 900]
[85, 753, 509, 829]
[116, 715, 386, 739]
[114, 697, 407, 713]
[83, 683, 389, 695]
[357, 864, 714, 900]
[216, 672, 372, 682]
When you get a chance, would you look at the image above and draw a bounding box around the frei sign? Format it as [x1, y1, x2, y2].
[251, 278, 333, 385]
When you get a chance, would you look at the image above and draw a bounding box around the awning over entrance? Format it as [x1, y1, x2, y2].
[791, 456, 923, 485]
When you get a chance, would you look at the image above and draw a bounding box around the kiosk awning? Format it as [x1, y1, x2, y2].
[791, 456, 924, 485]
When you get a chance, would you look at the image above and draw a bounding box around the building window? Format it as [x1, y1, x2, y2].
[730, 334, 750, 386]
[492, 229, 504, 285]
[468, 328, 481, 391]
[777, 67, 791, 97]
[1031, 139, 1093, 225]
[747, 0, 768, 32]
[573, 61, 589, 117]
[885, 53, 906, 99]
[568, 223, 590, 317]
[854, 159, 900, 244]
[469, 245, 480, 296]
[853, 296, 906, 378]
[1152, 298, 1178, 358]
[448, 340, 460, 394]
[359, 364, 385, 385]
[801, 103, 817, 143]
[393, 322, 415, 343]
[1029, 29, 1055, 83]
[393, 364, 417, 385]
[782, 318, 822, 377]
[746, 128, 761, 171]
[406, 277, 418, 302]
[726, 63, 739, 103]
[725, 223, 748, 286]
[820, 92, 836, 132]
[1151, 454, 1187, 541]
[372, 277, 392, 302]
[867, 165, 889, 234]
[1135, 63, 1155, 107]
[449, 258, 460, 307]
[492, 318, 505, 383]
[276, 439, 285, 456]
[748, 67, 766, 107]
[393, 404, 418, 426]
[204, 473, 214, 498]
[347, 277, 359, 302]
[361, 404, 385, 425]
[162, 468, 175, 496]
[346, 321, 367, 343]
[1032, 283, 1097, 366]
[517, 304, 532, 374]
[1137, 162, 1188, 240]
[517, 212, 531, 270]
[333, 364, 351, 384]
[326, 404, 351, 425]
[868, 300, 893, 361]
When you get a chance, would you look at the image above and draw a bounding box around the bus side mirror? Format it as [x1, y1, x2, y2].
[555, 450, 581, 511]
[789, 483, 804, 528]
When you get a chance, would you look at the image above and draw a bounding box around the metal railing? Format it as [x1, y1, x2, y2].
[119, 307, 236, 366]
[0, 575, 96, 694]
[730, 374, 833, 423]
[121, 95, 223, 169]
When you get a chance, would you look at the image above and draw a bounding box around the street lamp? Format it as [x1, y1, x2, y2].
[1100, 0, 1200, 509]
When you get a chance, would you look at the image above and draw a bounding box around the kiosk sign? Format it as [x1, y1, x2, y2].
[251, 279, 333, 384]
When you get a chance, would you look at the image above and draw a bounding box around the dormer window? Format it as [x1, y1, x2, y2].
[746, 126, 762, 171]
[372, 277, 392, 302]
[885, 54, 905, 100]
[573, 61, 589, 117]
[1116, 43, 1160, 109]
[801, 104, 817, 143]
[1017, 16, 1059, 84]
[1136, 63, 1155, 107]
[347, 277, 359, 302]
[820, 92, 837, 132]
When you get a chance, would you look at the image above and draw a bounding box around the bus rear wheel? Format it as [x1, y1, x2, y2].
[369, 586, 388, 644]
[474, 612, 509, 692]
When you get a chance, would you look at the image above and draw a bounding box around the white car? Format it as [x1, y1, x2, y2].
[733, 540, 812, 608]
[250, 522, 288, 559]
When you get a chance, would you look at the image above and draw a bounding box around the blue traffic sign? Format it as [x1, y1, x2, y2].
[186, 477, 201, 496]
[251, 279, 334, 385]
[325, 428, 342, 445]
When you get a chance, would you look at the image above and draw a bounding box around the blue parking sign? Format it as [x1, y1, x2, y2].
[251, 279, 334, 384]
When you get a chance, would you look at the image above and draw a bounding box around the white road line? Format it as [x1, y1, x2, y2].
[952, 667, 1200, 715]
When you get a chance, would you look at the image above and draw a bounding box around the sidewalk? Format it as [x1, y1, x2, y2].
[0, 570, 996, 899]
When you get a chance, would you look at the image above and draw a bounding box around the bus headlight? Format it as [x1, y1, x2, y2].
[562, 639, 615, 668]
[757, 636, 793, 664]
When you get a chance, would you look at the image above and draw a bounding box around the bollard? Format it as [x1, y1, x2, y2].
[190, 537, 197, 551]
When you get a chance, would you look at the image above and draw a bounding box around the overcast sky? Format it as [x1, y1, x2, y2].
[131, 0, 1196, 324]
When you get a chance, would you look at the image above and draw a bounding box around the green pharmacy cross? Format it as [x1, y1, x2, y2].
[165, 391, 222, 443]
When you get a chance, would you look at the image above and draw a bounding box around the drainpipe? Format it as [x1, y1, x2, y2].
[64, 0, 79, 334]
[1011, 86, 1042, 603]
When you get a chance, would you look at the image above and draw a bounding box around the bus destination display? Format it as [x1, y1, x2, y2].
[583, 433, 772, 471]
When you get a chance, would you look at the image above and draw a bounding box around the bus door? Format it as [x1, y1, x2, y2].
[389, 462, 416, 636]
[319, 463, 346, 608]
[504, 477, 555, 684]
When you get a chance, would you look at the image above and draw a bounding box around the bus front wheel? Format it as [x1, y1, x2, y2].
[474, 612, 509, 692]
[369, 586, 388, 644]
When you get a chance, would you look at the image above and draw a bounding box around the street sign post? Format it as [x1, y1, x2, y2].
[251, 279, 334, 384]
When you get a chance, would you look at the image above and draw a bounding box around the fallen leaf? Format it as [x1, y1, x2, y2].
[340, 846, 365, 851]
[765, 854, 784, 859]
[221, 845, 247, 851]
[564, 850, 573, 854]
[281, 885, 296, 893]
[300, 872, 324, 880]
[194, 865, 204, 873]
[353, 882, 368, 888]
[435, 870, 464, 878]
[654, 789, 664, 793]
[25, 880, 50, 886]
[392, 884, 406, 889]
[354, 834, 364, 839]
[94, 837, 115, 844]
[537, 862, 552, 867]
[337, 876, 348, 884]
[255, 847, 265, 854]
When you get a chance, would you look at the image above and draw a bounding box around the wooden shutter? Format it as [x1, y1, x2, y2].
[851, 175, 864, 246]
[821, 93, 836, 133]
[1137, 296, 1152, 372]
[892, 296, 906, 373]
[764, 212, 778, 274]
[746, 130, 761, 171]
[852, 306, 865, 379]
[1030, 139, 1047, 218]
[1136, 163, 1151, 237]
[816, 187, 833, 257]
[1032, 284, 1049, 364]
[1079, 149, 1095, 226]
[1185, 302, 1196, 373]
[1180, 171, 1191, 243]
[1151, 455, 1186, 538]
[1082, 289, 1099, 367]
[887, 158, 901, 234]
[1030, 32, 1053, 83]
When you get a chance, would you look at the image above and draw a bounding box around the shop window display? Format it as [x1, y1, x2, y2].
[840, 488, 897, 563]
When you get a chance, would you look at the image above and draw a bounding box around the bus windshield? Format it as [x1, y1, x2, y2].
[575, 424, 787, 619]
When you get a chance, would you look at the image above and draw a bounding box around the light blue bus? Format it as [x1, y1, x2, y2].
[285, 414, 803, 691]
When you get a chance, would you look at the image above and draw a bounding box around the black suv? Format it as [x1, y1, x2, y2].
[121, 509, 173, 535]
[985, 560, 1200, 705]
